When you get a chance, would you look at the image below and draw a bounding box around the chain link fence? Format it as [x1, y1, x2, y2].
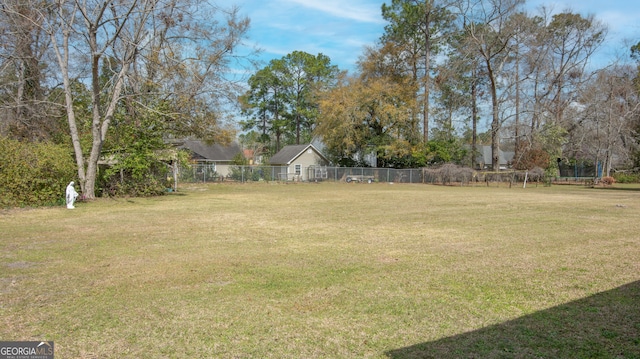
[175, 163, 552, 186]
[176, 164, 435, 184]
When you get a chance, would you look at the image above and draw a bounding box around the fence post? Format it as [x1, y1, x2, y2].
[173, 161, 178, 191]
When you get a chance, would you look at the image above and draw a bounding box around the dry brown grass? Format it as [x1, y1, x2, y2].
[1, 182, 639, 358]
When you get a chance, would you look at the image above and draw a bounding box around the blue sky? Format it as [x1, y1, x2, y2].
[527, 0, 640, 64]
[236, 0, 385, 73]
[235, 0, 640, 74]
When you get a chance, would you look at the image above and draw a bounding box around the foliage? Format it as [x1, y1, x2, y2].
[46, 0, 251, 199]
[0, 137, 76, 207]
[0, 0, 60, 142]
[567, 65, 639, 176]
[316, 74, 418, 167]
[99, 145, 170, 197]
[231, 153, 249, 166]
[538, 123, 568, 161]
[406, 140, 468, 168]
[99, 157, 169, 197]
[513, 141, 550, 170]
[99, 105, 171, 197]
[425, 139, 468, 166]
[613, 172, 640, 183]
[240, 51, 340, 151]
[221, 163, 273, 183]
[178, 163, 219, 183]
[229, 153, 252, 181]
[380, 0, 456, 142]
[229, 166, 262, 182]
[239, 130, 268, 164]
[100, 163, 169, 197]
[632, 41, 640, 94]
[323, 147, 373, 168]
[600, 176, 616, 186]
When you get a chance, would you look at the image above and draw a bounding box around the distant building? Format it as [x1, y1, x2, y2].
[475, 145, 514, 170]
[243, 148, 264, 165]
[269, 144, 329, 181]
[177, 140, 243, 178]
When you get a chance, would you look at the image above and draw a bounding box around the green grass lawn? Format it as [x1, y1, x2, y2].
[1, 183, 639, 358]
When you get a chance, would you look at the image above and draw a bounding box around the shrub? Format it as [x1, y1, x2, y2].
[99, 156, 169, 197]
[228, 165, 249, 181]
[613, 172, 640, 183]
[0, 137, 76, 207]
[528, 167, 545, 182]
[601, 176, 616, 186]
[423, 163, 474, 185]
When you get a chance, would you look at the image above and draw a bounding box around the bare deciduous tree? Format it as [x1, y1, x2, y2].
[571, 65, 639, 175]
[44, 0, 250, 198]
[456, 0, 524, 171]
[0, 0, 58, 140]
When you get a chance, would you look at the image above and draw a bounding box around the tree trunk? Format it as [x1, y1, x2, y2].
[51, 13, 88, 194]
[471, 68, 478, 170]
[514, 46, 520, 162]
[423, 1, 431, 143]
[487, 62, 500, 172]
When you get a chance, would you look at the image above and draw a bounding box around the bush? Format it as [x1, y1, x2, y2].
[99, 156, 169, 197]
[423, 163, 474, 185]
[613, 172, 640, 183]
[0, 137, 76, 207]
[601, 176, 616, 186]
[528, 167, 545, 182]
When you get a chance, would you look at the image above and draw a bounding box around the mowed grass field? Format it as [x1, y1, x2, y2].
[1, 182, 639, 358]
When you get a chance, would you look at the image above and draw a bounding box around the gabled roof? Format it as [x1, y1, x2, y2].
[269, 144, 328, 165]
[178, 140, 242, 162]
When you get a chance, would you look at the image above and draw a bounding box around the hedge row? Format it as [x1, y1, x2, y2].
[0, 137, 76, 207]
[613, 172, 640, 183]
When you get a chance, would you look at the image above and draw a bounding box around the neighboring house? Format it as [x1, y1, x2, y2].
[269, 144, 330, 181]
[475, 145, 514, 170]
[178, 140, 243, 177]
[243, 148, 264, 165]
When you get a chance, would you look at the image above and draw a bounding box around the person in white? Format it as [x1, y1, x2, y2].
[66, 181, 79, 209]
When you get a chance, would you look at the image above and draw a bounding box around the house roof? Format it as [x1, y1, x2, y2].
[269, 144, 328, 165]
[178, 140, 242, 162]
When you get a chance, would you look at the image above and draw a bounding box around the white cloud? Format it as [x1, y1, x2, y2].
[283, 0, 384, 24]
[236, 0, 385, 72]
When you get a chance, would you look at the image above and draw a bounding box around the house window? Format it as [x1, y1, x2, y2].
[294, 164, 301, 175]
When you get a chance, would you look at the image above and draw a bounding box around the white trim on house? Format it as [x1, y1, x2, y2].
[269, 144, 329, 181]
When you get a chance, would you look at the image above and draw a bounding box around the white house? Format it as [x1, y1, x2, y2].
[269, 144, 329, 181]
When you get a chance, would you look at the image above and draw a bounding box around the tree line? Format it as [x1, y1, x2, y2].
[1, 0, 252, 200]
[241, 0, 640, 176]
[1, 0, 639, 204]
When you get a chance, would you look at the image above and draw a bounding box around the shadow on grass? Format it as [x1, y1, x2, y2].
[385, 281, 640, 359]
